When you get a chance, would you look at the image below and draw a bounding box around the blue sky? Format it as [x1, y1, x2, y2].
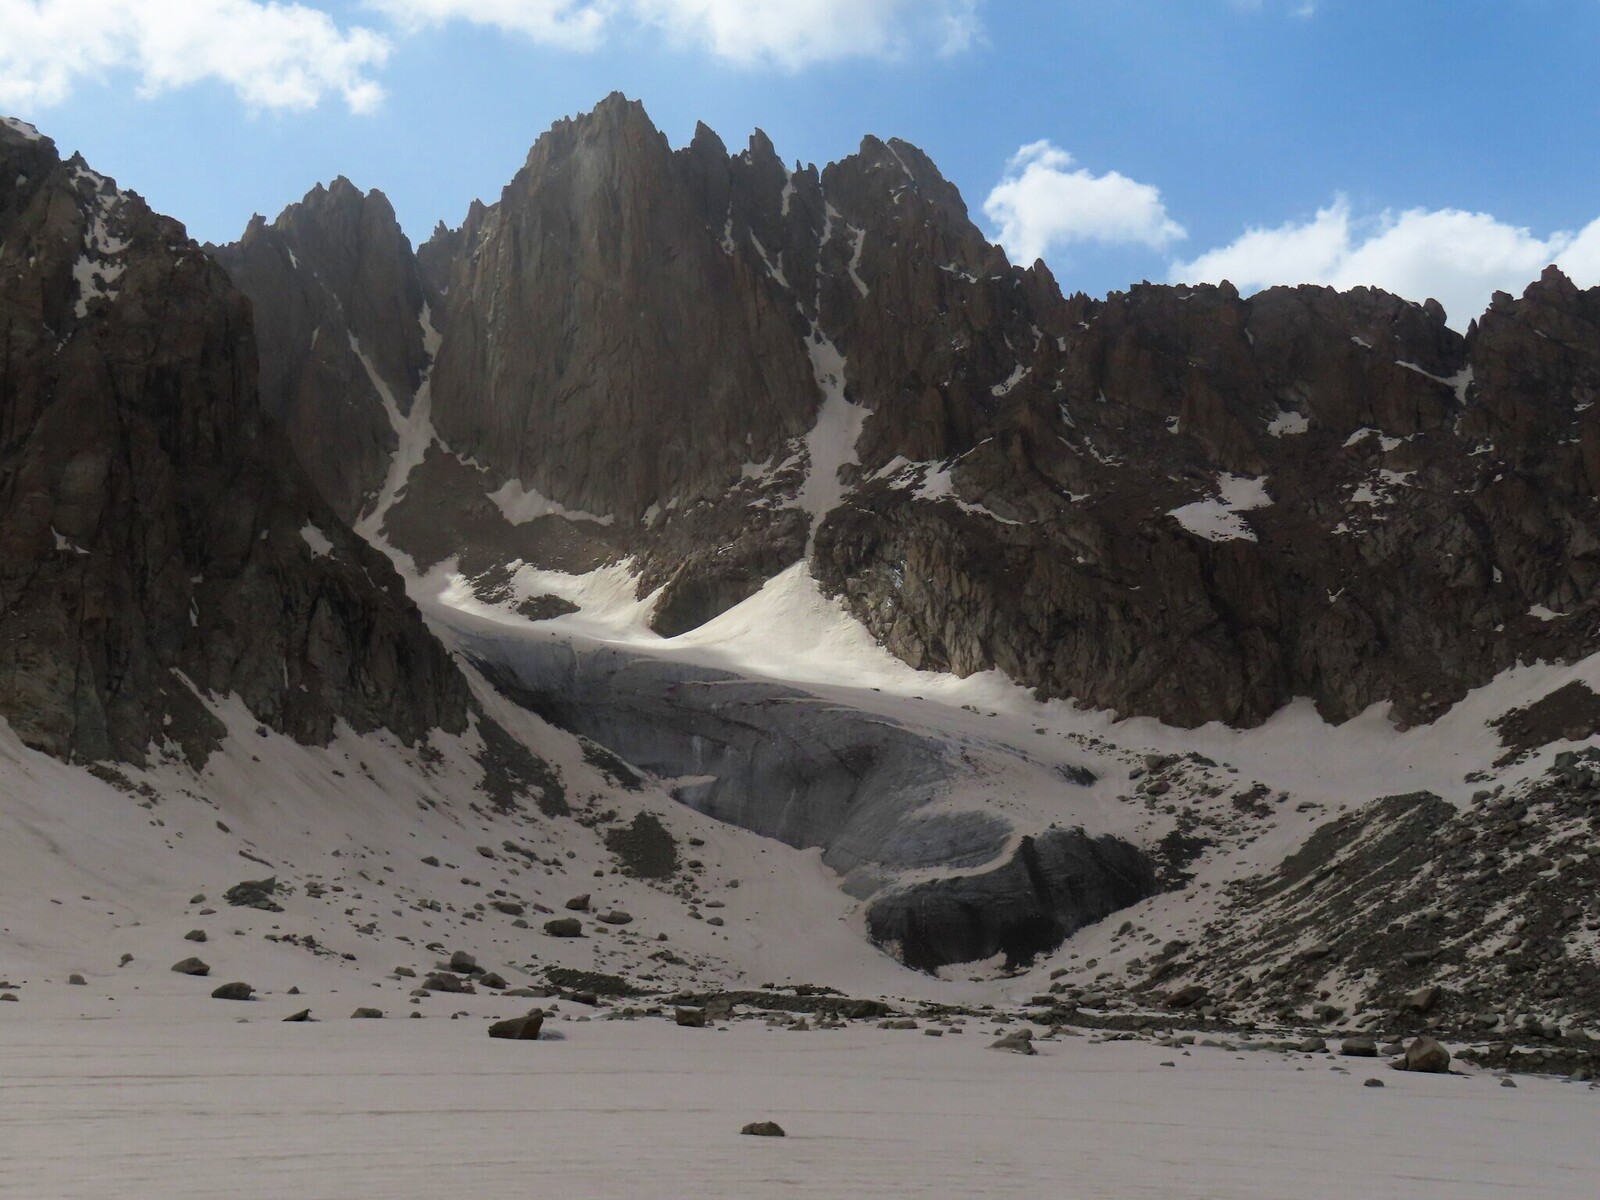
[5, 0, 1598, 326]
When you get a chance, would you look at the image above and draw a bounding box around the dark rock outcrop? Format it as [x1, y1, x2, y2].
[866, 829, 1157, 972]
[0, 120, 469, 765]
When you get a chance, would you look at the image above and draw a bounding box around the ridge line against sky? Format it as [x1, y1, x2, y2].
[2, 0, 1597, 327]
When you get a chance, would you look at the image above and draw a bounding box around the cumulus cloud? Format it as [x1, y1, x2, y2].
[0, 0, 391, 112]
[983, 141, 1186, 266]
[1172, 197, 1600, 329]
[369, 0, 983, 68]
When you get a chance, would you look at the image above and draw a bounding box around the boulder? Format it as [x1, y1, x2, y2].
[488, 1013, 545, 1041]
[1404, 1036, 1452, 1074]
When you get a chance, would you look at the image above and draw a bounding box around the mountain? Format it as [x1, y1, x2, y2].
[0, 118, 467, 765]
[219, 93, 1600, 736]
[4, 99, 1599, 1049]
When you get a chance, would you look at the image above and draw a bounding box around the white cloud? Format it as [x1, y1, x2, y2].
[631, 0, 982, 67]
[0, 0, 985, 114]
[364, 0, 610, 50]
[983, 141, 1186, 267]
[1172, 197, 1600, 329]
[0, 0, 391, 113]
[370, 0, 982, 67]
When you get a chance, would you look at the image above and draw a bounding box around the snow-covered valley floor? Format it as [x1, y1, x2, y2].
[4, 1001, 1596, 1199]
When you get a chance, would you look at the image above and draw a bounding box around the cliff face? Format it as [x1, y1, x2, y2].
[0, 119, 469, 765]
[427, 96, 822, 524]
[205, 180, 432, 523]
[212, 95, 1600, 732]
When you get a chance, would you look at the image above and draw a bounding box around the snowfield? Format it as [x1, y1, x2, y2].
[2, 1003, 1596, 1199]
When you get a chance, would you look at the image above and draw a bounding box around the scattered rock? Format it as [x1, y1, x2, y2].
[740, 1122, 786, 1138]
[283, 1009, 313, 1023]
[675, 1007, 707, 1028]
[544, 917, 584, 938]
[67, 974, 86, 986]
[598, 910, 634, 926]
[351, 1008, 384, 1019]
[1341, 1037, 1378, 1058]
[184, 930, 208, 943]
[171, 958, 211, 977]
[223, 877, 284, 913]
[565, 894, 591, 912]
[210, 982, 255, 1001]
[1364, 1078, 1385, 1088]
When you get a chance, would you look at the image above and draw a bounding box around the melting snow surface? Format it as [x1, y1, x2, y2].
[1169, 474, 1272, 543]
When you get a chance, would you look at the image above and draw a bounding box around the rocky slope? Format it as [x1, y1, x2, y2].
[0, 118, 468, 765]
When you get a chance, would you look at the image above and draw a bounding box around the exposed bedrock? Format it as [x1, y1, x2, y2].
[457, 632, 1156, 968]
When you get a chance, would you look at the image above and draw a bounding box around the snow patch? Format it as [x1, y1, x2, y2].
[794, 329, 867, 550]
[991, 363, 1029, 398]
[1398, 360, 1475, 405]
[487, 481, 614, 527]
[2, 116, 43, 142]
[1267, 409, 1309, 437]
[51, 528, 88, 556]
[299, 524, 334, 558]
[1343, 427, 1403, 452]
[1350, 469, 1414, 506]
[354, 318, 438, 549]
[1168, 474, 1272, 543]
